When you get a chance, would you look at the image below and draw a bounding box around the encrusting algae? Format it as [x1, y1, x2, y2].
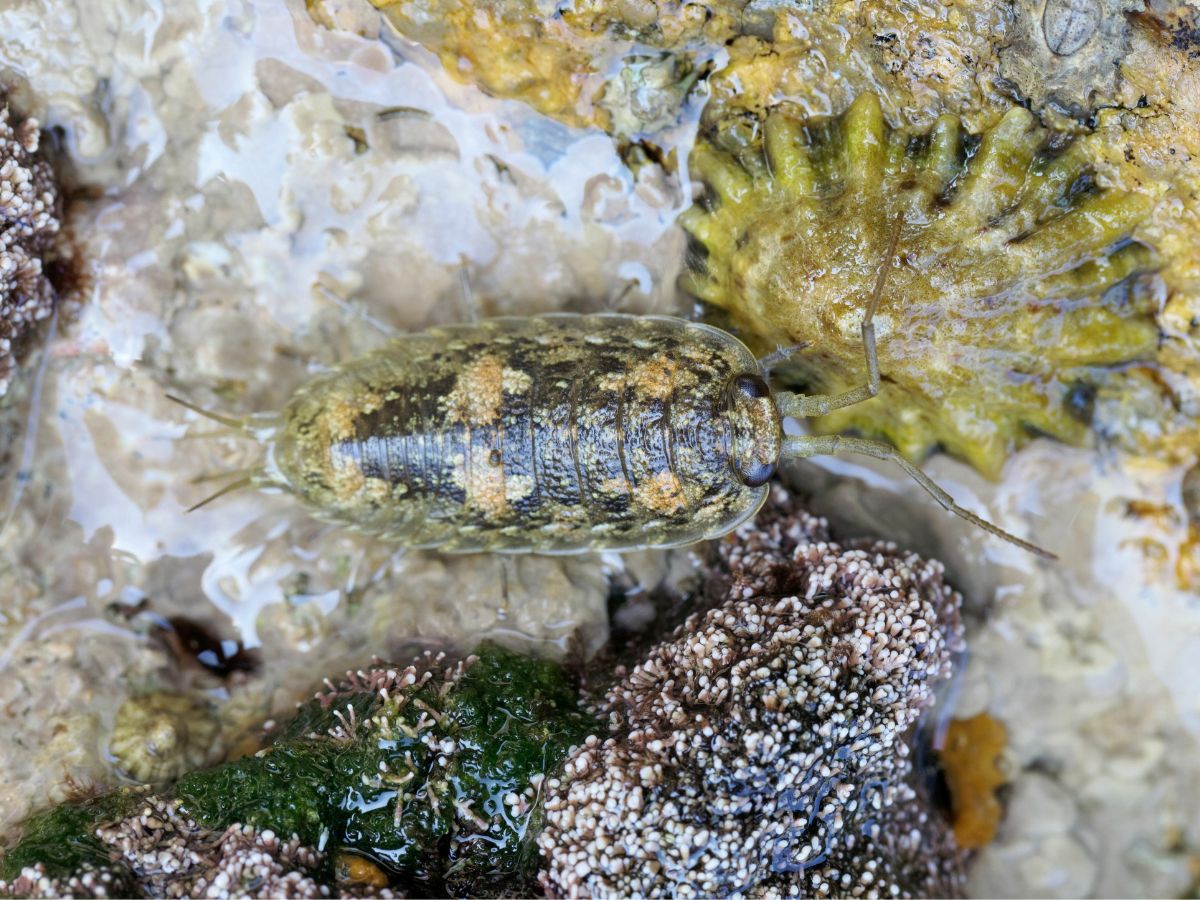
[326, 0, 710, 135]
[342, 1, 1013, 134]
[359, 0, 601, 130]
[939, 713, 1010, 851]
[681, 93, 1159, 477]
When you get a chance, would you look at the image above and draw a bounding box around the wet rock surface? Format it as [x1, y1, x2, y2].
[1000, 0, 1144, 118]
[1, 1, 1199, 897]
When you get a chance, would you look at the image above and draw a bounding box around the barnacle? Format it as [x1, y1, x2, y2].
[0, 100, 64, 396]
[681, 93, 1160, 476]
[107, 691, 221, 785]
[0, 794, 330, 898]
[541, 485, 967, 897]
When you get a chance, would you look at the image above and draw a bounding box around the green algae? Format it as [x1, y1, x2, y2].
[0, 643, 598, 896]
[175, 644, 597, 892]
[0, 789, 140, 885]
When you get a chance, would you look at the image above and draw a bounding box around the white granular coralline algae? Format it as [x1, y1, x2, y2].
[0, 99, 62, 395]
[540, 486, 968, 898]
[0, 795, 401, 899]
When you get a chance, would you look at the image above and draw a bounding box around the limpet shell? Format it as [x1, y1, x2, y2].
[681, 93, 1158, 476]
[108, 691, 221, 784]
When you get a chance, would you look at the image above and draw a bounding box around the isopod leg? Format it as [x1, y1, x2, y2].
[315, 283, 400, 341]
[458, 261, 480, 323]
[775, 321, 878, 417]
[775, 219, 900, 418]
[780, 434, 1056, 559]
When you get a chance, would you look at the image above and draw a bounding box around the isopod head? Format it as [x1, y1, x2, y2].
[269, 367, 401, 534]
[725, 373, 781, 488]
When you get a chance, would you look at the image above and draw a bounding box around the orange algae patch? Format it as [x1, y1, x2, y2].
[335, 853, 390, 890]
[941, 712, 1009, 850]
[446, 355, 505, 427]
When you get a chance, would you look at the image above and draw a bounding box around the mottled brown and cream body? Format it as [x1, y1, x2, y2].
[270, 314, 781, 553]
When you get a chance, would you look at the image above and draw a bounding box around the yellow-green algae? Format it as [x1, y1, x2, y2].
[304, 0, 1200, 471]
[361, 0, 601, 129]
[320, 0, 736, 133]
[681, 93, 1159, 477]
[343, 0, 1017, 134]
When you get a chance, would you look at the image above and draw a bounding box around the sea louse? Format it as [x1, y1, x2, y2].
[172, 304, 1052, 558]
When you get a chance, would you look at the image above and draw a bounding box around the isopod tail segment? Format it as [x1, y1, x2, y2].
[164, 394, 285, 512]
[770, 218, 1057, 560]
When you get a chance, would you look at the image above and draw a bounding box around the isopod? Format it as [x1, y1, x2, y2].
[172, 281, 1052, 559]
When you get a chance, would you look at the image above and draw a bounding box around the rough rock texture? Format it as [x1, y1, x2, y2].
[0, 100, 62, 395]
[2, 489, 975, 898]
[0, 0, 674, 829]
[540, 487, 967, 897]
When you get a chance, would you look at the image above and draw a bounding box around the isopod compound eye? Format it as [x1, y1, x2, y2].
[725, 374, 782, 487]
[729, 373, 770, 401]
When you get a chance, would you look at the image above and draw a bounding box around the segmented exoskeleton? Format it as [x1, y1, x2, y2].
[172, 303, 1052, 557]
